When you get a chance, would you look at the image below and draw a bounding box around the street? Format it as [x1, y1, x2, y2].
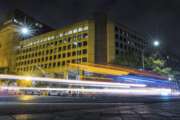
[0, 95, 180, 120]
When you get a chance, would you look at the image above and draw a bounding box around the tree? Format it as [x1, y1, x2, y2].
[145, 56, 172, 76]
[114, 51, 140, 68]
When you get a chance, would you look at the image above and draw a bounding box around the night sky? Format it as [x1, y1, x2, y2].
[0, 0, 180, 57]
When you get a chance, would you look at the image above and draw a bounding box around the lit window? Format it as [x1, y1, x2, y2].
[59, 33, 63, 37]
[51, 36, 55, 39]
[78, 27, 83, 32]
[84, 26, 88, 31]
[48, 37, 51, 40]
[73, 28, 78, 33]
[68, 30, 72, 35]
[65, 32, 68, 36]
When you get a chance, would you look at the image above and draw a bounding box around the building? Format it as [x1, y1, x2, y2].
[15, 14, 146, 77]
[0, 9, 52, 73]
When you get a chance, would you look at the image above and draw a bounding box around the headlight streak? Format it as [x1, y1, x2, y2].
[0, 74, 146, 88]
[1, 86, 173, 96]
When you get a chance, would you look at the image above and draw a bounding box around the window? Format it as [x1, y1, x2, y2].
[58, 54, 61, 59]
[62, 61, 65, 66]
[82, 49, 87, 54]
[78, 27, 83, 32]
[115, 26, 119, 32]
[50, 56, 52, 60]
[68, 45, 71, 49]
[82, 57, 87, 62]
[54, 55, 57, 60]
[115, 42, 119, 47]
[77, 50, 81, 55]
[116, 49, 119, 55]
[46, 50, 49, 54]
[72, 59, 76, 63]
[63, 46, 66, 50]
[68, 37, 71, 42]
[50, 49, 53, 54]
[115, 34, 119, 39]
[53, 62, 56, 67]
[83, 33, 88, 38]
[78, 42, 82, 47]
[67, 52, 71, 57]
[46, 57, 48, 61]
[58, 47, 61, 51]
[77, 34, 82, 39]
[73, 29, 77, 33]
[57, 62, 61, 66]
[42, 57, 44, 62]
[83, 41, 87, 46]
[55, 41, 58, 45]
[84, 26, 88, 31]
[62, 53, 66, 58]
[72, 51, 76, 56]
[49, 63, 52, 68]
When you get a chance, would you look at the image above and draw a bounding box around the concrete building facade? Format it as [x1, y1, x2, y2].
[15, 16, 146, 77]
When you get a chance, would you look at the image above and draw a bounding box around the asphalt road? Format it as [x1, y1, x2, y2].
[0, 95, 180, 120]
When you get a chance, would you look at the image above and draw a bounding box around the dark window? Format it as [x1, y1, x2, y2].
[59, 40, 62, 44]
[58, 54, 61, 58]
[115, 42, 119, 47]
[115, 26, 119, 32]
[72, 59, 75, 63]
[50, 49, 53, 54]
[82, 49, 87, 54]
[49, 63, 51, 68]
[63, 46, 66, 50]
[83, 41, 87, 46]
[62, 61, 65, 66]
[68, 37, 71, 42]
[116, 49, 119, 55]
[62, 53, 66, 58]
[72, 51, 76, 56]
[58, 47, 61, 51]
[78, 42, 82, 47]
[46, 50, 49, 54]
[115, 34, 119, 39]
[49, 56, 52, 60]
[57, 62, 61, 66]
[55, 41, 58, 45]
[68, 45, 71, 49]
[54, 55, 57, 60]
[67, 52, 71, 57]
[82, 57, 87, 62]
[53, 62, 56, 67]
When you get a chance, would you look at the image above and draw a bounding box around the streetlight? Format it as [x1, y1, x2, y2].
[21, 27, 29, 35]
[153, 40, 160, 47]
[142, 40, 160, 70]
[19, 26, 32, 37]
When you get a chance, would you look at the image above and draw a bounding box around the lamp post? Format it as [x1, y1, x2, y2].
[142, 40, 160, 70]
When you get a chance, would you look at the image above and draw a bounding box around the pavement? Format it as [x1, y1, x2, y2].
[0, 95, 180, 120]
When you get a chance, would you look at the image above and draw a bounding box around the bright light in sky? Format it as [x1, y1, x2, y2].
[153, 40, 160, 47]
[20, 26, 30, 35]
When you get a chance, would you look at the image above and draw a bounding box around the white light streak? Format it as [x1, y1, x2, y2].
[1, 86, 172, 96]
[0, 74, 146, 88]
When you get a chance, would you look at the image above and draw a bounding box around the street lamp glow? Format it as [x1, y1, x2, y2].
[153, 40, 160, 47]
[21, 27, 30, 35]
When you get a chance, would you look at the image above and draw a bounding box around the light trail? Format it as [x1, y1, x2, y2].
[1, 86, 173, 96]
[0, 74, 146, 88]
